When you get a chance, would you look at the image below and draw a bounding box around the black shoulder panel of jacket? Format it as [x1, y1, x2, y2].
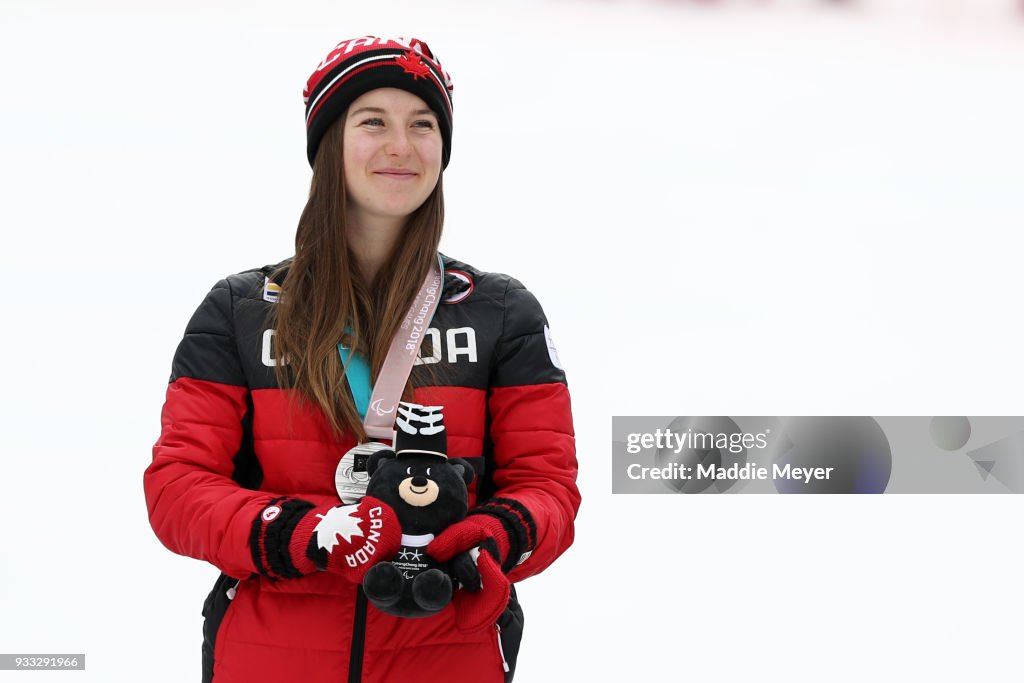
[169, 278, 246, 385]
[168, 262, 285, 387]
[404, 254, 505, 390]
[491, 277, 567, 388]
[404, 255, 569, 391]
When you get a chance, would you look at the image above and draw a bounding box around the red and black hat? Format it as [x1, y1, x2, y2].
[303, 36, 454, 169]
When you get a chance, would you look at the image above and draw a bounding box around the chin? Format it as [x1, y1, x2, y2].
[382, 198, 431, 218]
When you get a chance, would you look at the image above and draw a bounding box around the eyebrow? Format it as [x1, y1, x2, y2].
[348, 106, 438, 119]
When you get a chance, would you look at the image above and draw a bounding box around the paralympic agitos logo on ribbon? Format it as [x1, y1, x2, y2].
[370, 399, 395, 417]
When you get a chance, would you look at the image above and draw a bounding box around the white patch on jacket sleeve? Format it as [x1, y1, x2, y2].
[543, 325, 563, 370]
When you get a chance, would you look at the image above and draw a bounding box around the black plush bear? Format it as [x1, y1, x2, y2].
[361, 403, 476, 618]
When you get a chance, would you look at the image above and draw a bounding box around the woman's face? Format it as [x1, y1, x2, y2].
[342, 88, 443, 228]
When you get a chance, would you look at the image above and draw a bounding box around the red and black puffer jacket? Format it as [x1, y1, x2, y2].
[143, 254, 580, 683]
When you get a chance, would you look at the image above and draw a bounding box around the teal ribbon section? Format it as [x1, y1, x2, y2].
[338, 341, 372, 420]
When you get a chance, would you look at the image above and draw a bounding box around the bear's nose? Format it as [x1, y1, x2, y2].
[411, 476, 429, 488]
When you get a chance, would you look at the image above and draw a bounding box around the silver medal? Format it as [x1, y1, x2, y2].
[335, 441, 390, 503]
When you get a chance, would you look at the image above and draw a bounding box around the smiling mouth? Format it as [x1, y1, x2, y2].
[410, 486, 428, 494]
[375, 169, 418, 178]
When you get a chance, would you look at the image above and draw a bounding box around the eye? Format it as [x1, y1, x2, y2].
[361, 117, 384, 127]
[426, 467, 432, 476]
[413, 119, 435, 130]
[406, 466, 412, 475]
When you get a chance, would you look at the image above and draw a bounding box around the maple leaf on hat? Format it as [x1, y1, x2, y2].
[395, 50, 431, 79]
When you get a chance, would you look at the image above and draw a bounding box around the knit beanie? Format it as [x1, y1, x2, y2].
[303, 36, 454, 168]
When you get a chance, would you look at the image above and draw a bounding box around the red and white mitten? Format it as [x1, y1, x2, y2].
[251, 496, 401, 583]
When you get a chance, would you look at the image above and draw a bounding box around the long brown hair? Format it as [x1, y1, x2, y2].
[268, 117, 444, 442]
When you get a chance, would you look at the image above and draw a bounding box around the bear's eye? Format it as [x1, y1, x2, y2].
[406, 466, 412, 475]
[426, 467, 431, 476]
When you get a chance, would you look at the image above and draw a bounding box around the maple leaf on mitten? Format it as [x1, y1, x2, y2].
[313, 506, 369, 552]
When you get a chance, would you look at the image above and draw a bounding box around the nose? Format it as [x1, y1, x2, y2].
[411, 476, 429, 488]
[383, 126, 412, 157]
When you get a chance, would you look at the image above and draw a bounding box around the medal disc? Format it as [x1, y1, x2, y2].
[336, 441, 390, 503]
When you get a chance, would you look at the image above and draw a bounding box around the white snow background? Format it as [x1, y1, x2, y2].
[1, 0, 1023, 681]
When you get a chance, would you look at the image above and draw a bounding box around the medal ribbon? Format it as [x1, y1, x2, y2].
[337, 255, 445, 440]
[337, 341, 371, 418]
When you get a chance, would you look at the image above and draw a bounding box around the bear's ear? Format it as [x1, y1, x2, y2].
[448, 458, 477, 486]
[366, 449, 396, 476]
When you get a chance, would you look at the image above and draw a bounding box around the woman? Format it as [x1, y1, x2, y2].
[144, 36, 580, 683]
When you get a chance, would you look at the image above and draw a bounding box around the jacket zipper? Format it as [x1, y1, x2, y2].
[348, 587, 368, 683]
[226, 579, 242, 600]
[495, 623, 509, 673]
